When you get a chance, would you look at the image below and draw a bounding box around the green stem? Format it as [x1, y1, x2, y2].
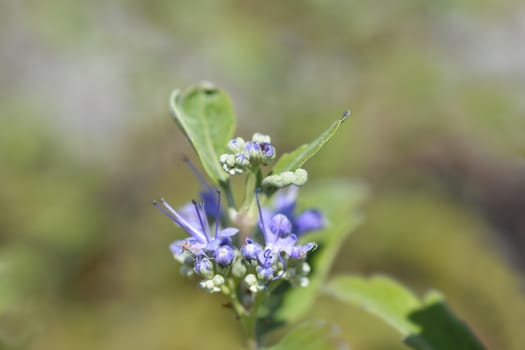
[221, 180, 236, 211]
[235, 172, 259, 242]
[241, 280, 283, 349]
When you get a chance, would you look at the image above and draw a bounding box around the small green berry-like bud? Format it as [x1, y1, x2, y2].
[280, 171, 295, 185]
[244, 274, 264, 293]
[212, 274, 225, 287]
[199, 279, 220, 293]
[293, 168, 308, 186]
[232, 258, 247, 278]
[244, 273, 257, 285]
[299, 262, 311, 275]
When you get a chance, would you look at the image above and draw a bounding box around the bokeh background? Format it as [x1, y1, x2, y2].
[1, 1, 525, 349]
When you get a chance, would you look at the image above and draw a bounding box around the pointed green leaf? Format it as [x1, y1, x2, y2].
[266, 321, 344, 350]
[169, 84, 235, 185]
[272, 111, 349, 174]
[325, 275, 486, 350]
[273, 180, 367, 323]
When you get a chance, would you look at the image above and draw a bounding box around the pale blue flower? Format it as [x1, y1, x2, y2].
[153, 192, 238, 256]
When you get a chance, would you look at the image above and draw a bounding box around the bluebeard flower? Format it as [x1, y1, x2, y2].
[241, 238, 263, 260]
[153, 192, 238, 257]
[264, 186, 325, 237]
[239, 190, 317, 281]
[215, 245, 235, 265]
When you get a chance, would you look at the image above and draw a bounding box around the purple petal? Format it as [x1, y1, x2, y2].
[274, 233, 298, 256]
[270, 214, 292, 236]
[217, 227, 239, 238]
[274, 186, 298, 214]
[291, 242, 317, 259]
[296, 209, 325, 235]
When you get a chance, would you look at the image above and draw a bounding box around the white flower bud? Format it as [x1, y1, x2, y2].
[252, 133, 271, 144]
[293, 168, 308, 186]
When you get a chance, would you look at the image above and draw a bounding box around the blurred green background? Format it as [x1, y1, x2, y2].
[1, 0, 525, 349]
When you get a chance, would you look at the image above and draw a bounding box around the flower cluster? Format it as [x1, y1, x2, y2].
[219, 133, 276, 175]
[155, 129, 325, 321]
[154, 187, 322, 294]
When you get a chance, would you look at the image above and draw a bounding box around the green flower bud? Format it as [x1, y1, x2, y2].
[262, 168, 309, 189]
[232, 258, 247, 278]
[293, 168, 308, 186]
[244, 273, 264, 293]
[212, 274, 225, 287]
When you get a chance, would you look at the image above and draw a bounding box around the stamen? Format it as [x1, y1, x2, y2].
[156, 198, 206, 243]
[153, 200, 181, 224]
[184, 156, 211, 189]
[255, 189, 267, 238]
[215, 190, 221, 238]
[192, 200, 209, 241]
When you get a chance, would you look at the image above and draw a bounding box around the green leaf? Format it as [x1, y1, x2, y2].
[273, 180, 367, 323]
[266, 321, 344, 350]
[325, 275, 486, 350]
[272, 111, 349, 174]
[169, 84, 236, 185]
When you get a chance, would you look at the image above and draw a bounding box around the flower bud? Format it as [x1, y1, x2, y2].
[299, 262, 311, 275]
[293, 168, 308, 186]
[212, 274, 225, 287]
[260, 142, 276, 163]
[241, 239, 262, 260]
[215, 245, 234, 266]
[244, 274, 264, 293]
[252, 133, 271, 144]
[194, 257, 214, 279]
[245, 142, 261, 161]
[235, 153, 250, 167]
[232, 258, 247, 278]
[180, 265, 194, 277]
[228, 137, 246, 153]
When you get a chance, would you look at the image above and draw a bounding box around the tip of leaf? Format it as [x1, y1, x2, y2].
[341, 109, 351, 121]
[199, 80, 217, 91]
[169, 89, 181, 117]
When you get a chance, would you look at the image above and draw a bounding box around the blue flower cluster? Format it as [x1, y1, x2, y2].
[154, 185, 324, 294]
[155, 130, 325, 300]
[219, 133, 276, 175]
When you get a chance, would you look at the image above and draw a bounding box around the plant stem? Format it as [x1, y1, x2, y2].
[243, 291, 264, 349]
[221, 180, 236, 211]
[236, 172, 258, 242]
[241, 280, 283, 349]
